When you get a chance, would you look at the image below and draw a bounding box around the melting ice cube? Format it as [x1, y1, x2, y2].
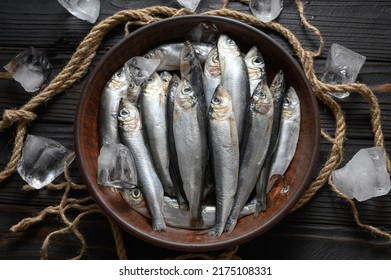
[176, 0, 201, 12]
[17, 134, 73, 189]
[125, 57, 160, 86]
[331, 147, 391, 202]
[4, 47, 52, 92]
[320, 43, 366, 99]
[250, 0, 284, 22]
[97, 143, 137, 189]
[57, 0, 100, 24]
[186, 22, 219, 44]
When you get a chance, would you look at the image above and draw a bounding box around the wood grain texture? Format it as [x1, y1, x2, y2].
[0, 0, 391, 259]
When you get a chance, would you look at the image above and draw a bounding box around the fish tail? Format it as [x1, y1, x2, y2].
[224, 217, 237, 235]
[152, 218, 166, 232]
[207, 223, 224, 237]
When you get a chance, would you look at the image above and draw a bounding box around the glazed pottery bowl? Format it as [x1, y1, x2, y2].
[74, 15, 320, 252]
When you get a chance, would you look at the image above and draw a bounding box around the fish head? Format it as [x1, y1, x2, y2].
[251, 81, 273, 115]
[180, 41, 197, 77]
[217, 34, 241, 58]
[142, 72, 162, 95]
[174, 79, 197, 110]
[204, 47, 221, 78]
[282, 87, 300, 119]
[160, 71, 173, 93]
[121, 188, 146, 208]
[245, 46, 266, 81]
[126, 79, 141, 104]
[107, 65, 131, 91]
[270, 70, 286, 98]
[118, 98, 141, 132]
[144, 47, 164, 63]
[209, 85, 233, 120]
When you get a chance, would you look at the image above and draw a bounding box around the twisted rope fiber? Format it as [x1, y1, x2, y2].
[3, 0, 391, 259]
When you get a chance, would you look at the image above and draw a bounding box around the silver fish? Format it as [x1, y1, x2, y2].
[207, 85, 240, 236]
[121, 188, 257, 230]
[180, 40, 206, 110]
[269, 86, 300, 186]
[225, 80, 274, 234]
[244, 46, 267, 96]
[218, 34, 250, 143]
[255, 70, 286, 215]
[173, 79, 208, 226]
[204, 46, 221, 111]
[118, 99, 166, 231]
[139, 72, 175, 196]
[166, 74, 188, 210]
[99, 64, 131, 147]
[144, 42, 213, 71]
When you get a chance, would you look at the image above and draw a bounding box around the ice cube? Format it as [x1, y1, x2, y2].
[125, 57, 160, 86]
[331, 147, 391, 202]
[57, 0, 100, 24]
[186, 22, 219, 44]
[320, 43, 366, 99]
[4, 47, 52, 92]
[97, 143, 137, 189]
[176, 0, 201, 12]
[250, 0, 284, 22]
[17, 134, 73, 189]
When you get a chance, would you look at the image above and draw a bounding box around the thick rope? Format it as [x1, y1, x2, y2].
[4, 0, 391, 259]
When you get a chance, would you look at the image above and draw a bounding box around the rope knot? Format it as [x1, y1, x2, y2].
[2, 109, 37, 128]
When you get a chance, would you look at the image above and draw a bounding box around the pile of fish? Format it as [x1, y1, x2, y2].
[98, 27, 301, 236]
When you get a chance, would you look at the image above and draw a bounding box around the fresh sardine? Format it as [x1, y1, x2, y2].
[139, 72, 175, 196]
[180, 40, 206, 110]
[255, 71, 286, 215]
[204, 46, 221, 111]
[207, 85, 240, 236]
[144, 42, 213, 71]
[269, 86, 300, 187]
[218, 34, 250, 143]
[99, 64, 131, 147]
[118, 99, 166, 231]
[173, 79, 208, 226]
[244, 46, 267, 96]
[121, 188, 257, 230]
[225, 80, 274, 234]
[166, 74, 188, 210]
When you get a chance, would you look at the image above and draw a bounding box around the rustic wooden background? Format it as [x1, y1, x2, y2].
[1, 0, 391, 259]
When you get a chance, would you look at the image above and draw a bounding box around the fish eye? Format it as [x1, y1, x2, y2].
[227, 39, 236, 46]
[284, 97, 292, 106]
[182, 85, 192, 95]
[252, 57, 263, 66]
[120, 108, 130, 117]
[131, 188, 142, 199]
[144, 53, 152, 59]
[212, 96, 221, 105]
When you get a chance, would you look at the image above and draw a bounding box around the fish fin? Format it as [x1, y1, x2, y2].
[207, 224, 224, 237]
[254, 198, 267, 216]
[224, 218, 237, 235]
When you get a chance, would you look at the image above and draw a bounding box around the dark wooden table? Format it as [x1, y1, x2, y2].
[1, 0, 391, 260]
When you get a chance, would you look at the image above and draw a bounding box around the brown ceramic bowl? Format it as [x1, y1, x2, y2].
[74, 15, 320, 252]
